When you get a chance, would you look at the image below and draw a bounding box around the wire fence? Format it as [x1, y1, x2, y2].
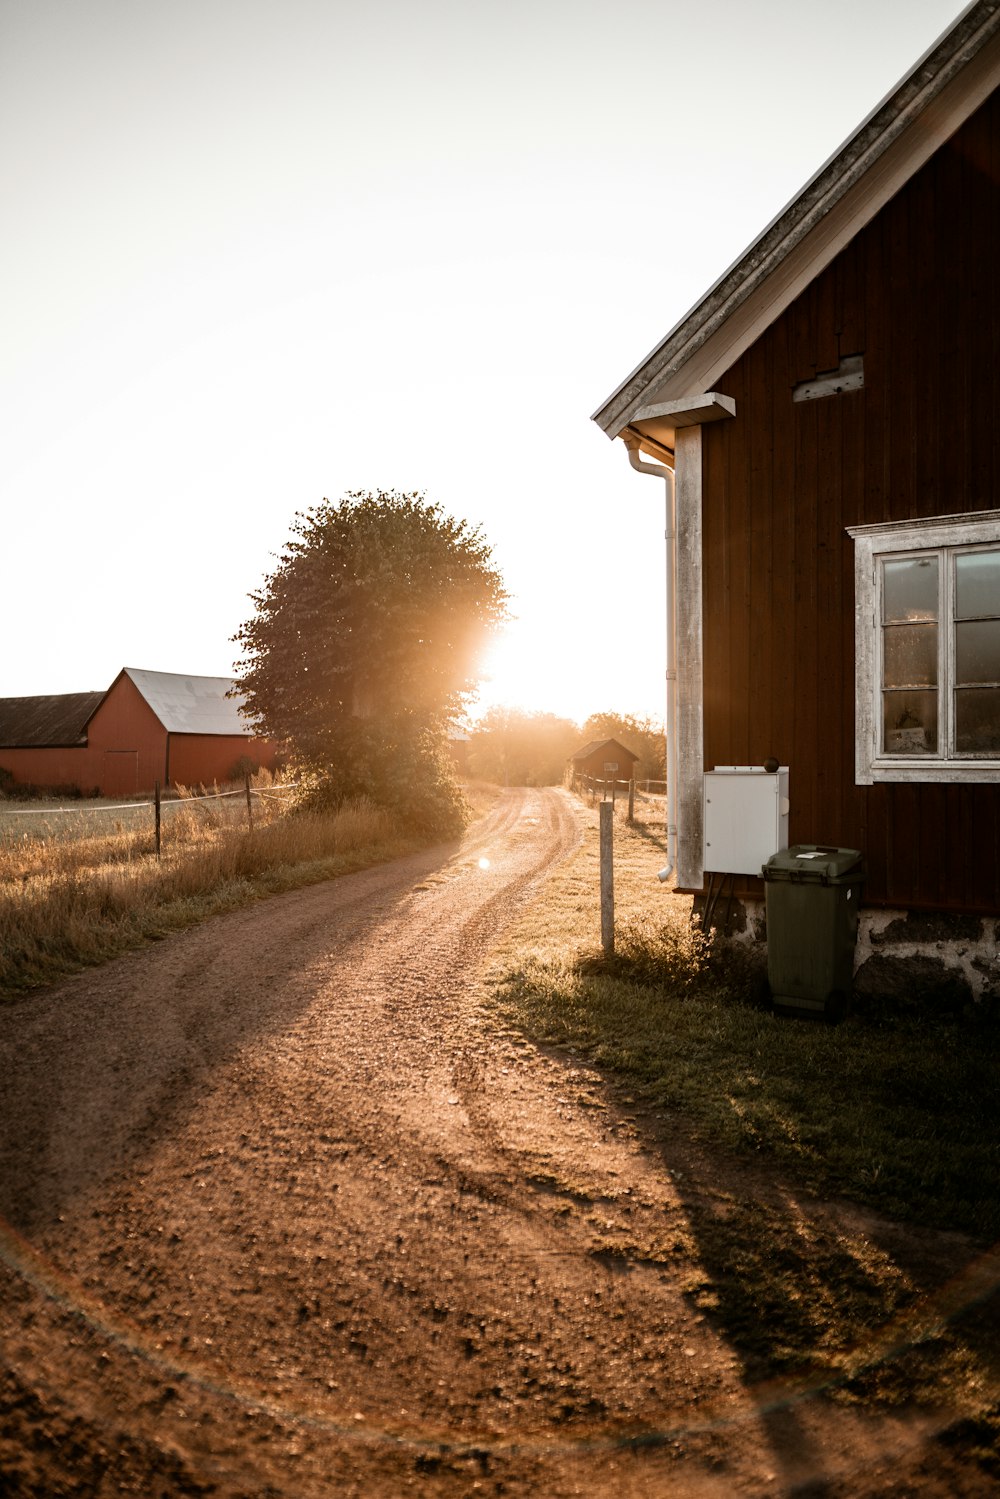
[573, 773, 667, 826]
[574, 774, 665, 796]
[0, 777, 301, 857]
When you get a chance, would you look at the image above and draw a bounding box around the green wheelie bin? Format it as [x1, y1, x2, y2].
[762, 845, 865, 1021]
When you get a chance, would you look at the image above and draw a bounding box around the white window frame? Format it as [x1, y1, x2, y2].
[847, 510, 1000, 784]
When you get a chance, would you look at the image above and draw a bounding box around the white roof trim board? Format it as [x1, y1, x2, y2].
[123, 667, 258, 737]
[593, 0, 1000, 442]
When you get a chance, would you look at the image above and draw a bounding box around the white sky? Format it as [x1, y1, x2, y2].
[2, 0, 968, 725]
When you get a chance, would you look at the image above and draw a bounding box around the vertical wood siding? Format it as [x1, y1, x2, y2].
[701, 88, 1000, 911]
[169, 734, 277, 789]
[88, 675, 170, 793]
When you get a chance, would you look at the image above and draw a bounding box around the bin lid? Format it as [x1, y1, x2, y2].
[763, 844, 863, 881]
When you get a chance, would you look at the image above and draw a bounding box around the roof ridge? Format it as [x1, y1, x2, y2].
[594, 0, 1000, 437]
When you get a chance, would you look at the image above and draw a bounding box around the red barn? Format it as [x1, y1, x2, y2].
[0, 667, 279, 796]
[593, 2, 1000, 1003]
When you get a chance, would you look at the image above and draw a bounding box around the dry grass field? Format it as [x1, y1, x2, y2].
[0, 773, 423, 995]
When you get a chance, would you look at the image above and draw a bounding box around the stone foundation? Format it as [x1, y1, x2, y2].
[699, 896, 1000, 1016]
[853, 909, 1000, 1016]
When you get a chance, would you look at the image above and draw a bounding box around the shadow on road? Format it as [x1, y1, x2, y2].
[529, 1039, 1000, 1494]
[0, 836, 464, 1235]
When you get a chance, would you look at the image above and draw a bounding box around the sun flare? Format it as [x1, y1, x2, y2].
[475, 628, 591, 726]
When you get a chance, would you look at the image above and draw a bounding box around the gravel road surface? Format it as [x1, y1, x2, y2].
[0, 787, 993, 1497]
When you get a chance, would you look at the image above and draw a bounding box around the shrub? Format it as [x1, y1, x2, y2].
[295, 727, 467, 841]
[228, 753, 261, 781]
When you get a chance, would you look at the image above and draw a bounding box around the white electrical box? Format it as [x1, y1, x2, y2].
[703, 766, 790, 876]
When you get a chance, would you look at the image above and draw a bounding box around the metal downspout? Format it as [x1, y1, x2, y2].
[624, 437, 678, 884]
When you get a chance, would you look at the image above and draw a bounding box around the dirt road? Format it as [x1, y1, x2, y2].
[0, 788, 992, 1497]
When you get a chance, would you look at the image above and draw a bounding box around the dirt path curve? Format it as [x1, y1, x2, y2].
[0, 789, 986, 1497]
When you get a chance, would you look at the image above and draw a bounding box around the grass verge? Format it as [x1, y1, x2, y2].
[486, 793, 1000, 1443]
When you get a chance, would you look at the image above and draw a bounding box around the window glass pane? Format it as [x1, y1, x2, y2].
[883, 691, 938, 754]
[883, 557, 938, 622]
[955, 688, 1000, 754]
[956, 620, 1000, 685]
[882, 622, 938, 687]
[955, 550, 1000, 620]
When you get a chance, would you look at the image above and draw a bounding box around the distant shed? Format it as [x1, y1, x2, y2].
[0, 667, 278, 796]
[570, 738, 640, 786]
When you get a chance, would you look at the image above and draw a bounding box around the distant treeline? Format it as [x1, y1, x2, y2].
[466, 709, 665, 788]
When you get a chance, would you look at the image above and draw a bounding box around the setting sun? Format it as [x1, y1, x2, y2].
[474, 626, 587, 726]
[473, 616, 665, 729]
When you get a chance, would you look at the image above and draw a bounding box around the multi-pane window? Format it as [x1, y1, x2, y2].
[881, 554, 939, 754]
[848, 514, 1000, 783]
[954, 550, 1000, 753]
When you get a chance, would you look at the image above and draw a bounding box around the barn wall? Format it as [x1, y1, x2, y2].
[699, 86, 1000, 912]
[87, 675, 167, 795]
[578, 754, 627, 781]
[169, 733, 278, 789]
[0, 745, 99, 792]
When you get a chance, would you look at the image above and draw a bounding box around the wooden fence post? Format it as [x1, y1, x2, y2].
[154, 781, 161, 859]
[245, 772, 254, 832]
[627, 777, 635, 824]
[600, 800, 614, 956]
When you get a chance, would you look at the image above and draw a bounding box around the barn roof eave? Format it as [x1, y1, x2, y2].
[592, 0, 1000, 441]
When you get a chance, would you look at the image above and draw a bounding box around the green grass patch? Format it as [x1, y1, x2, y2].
[498, 945, 1000, 1240]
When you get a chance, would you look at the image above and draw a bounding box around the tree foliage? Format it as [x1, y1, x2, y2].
[467, 708, 580, 787]
[233, 491, 508, 834]
[580, 711, 666, 784]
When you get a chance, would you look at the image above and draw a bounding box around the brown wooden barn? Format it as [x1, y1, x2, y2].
[0, 667, 278, 796]
[593, 1, 1000, 997]
[570, 738, 640, 787]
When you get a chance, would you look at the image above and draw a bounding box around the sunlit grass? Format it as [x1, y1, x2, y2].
[0, 774, 421, 995]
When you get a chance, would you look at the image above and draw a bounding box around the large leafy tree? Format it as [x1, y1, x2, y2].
[233, 490, 508, 833]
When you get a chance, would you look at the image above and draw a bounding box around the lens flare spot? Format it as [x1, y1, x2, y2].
[478, 857, 491, 870]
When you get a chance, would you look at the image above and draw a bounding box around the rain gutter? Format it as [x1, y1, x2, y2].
[623, 436, 678, 885]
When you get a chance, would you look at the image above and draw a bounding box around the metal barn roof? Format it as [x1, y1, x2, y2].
[120, 668, 258, 737]
[0, 692, 105, 748]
